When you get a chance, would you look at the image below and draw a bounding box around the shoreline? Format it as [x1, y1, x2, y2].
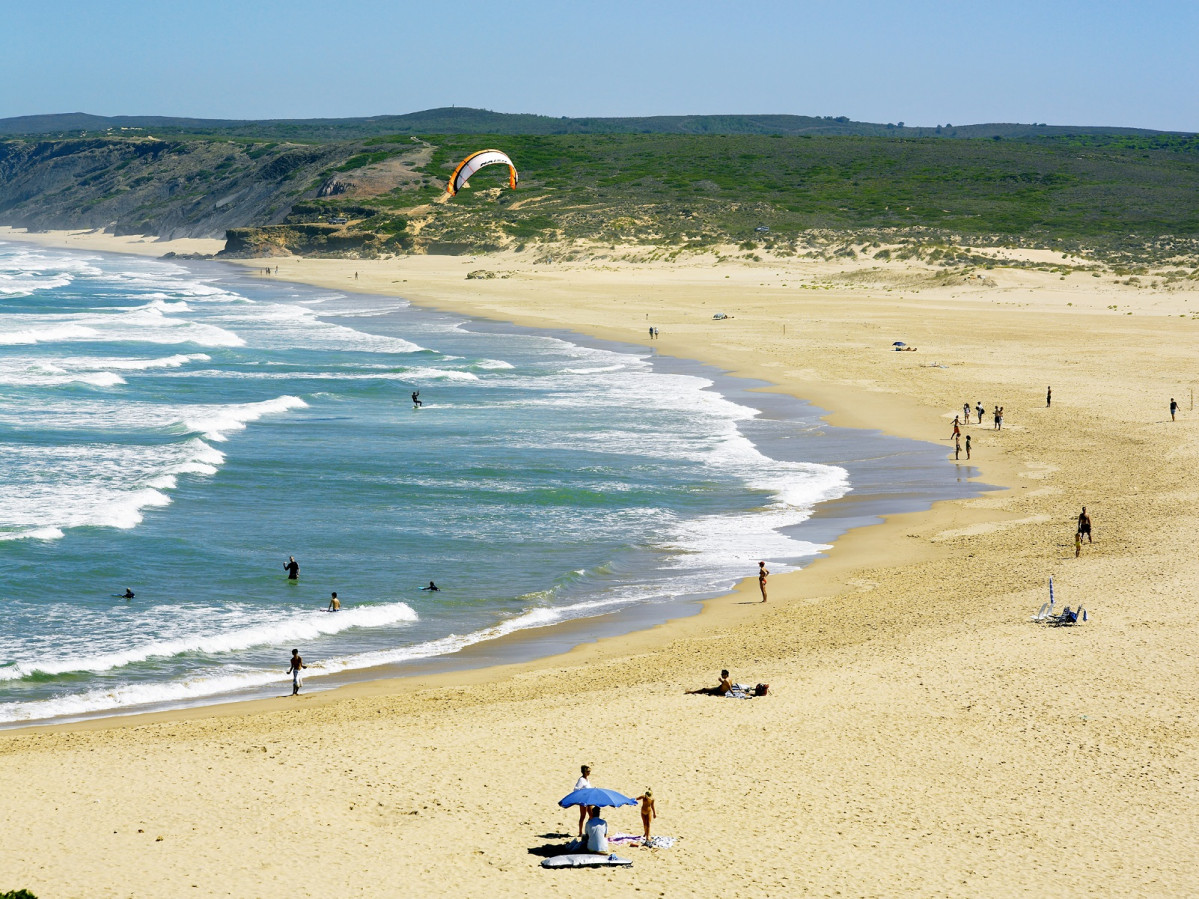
[4, 228, 1199, 898]
[0, 234, 988, 730]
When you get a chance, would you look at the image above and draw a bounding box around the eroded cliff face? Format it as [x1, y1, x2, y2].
[0, 137, 344, 240]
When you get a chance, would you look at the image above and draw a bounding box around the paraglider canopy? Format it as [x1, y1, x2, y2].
[447, 149, 518, 196]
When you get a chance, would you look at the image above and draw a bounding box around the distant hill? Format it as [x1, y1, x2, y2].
[0, 108, 1185, 142]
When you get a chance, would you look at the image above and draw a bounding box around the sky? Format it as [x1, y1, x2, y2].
[1, 0, 1195, 131]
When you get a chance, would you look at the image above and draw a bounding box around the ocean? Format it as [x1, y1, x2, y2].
[0, 241, 982, 727]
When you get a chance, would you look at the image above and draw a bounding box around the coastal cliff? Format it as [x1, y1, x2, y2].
[0, 137, 344, 240]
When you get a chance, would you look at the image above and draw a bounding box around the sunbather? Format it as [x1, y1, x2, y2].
[1061, 606, 1087, 624]
[687, 669, 734, 695]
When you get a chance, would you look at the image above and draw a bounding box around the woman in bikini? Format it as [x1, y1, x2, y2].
[637, 789, 657, 841]
[758, 561, 769, 602]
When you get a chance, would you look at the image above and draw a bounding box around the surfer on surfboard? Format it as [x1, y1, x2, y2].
[411, 390, 422, 408]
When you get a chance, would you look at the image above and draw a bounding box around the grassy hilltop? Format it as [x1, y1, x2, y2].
[0, 108, 1196, 262]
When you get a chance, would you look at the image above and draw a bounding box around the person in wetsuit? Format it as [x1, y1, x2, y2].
[421, 581, 439, 592]
[284, 556, 299, 580]
[411, 391, 422, 407]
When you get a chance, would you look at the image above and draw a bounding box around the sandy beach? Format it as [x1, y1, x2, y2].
[2, 227, 1198, 898]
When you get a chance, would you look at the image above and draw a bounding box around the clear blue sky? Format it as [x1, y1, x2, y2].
[2, 0, 1195, 131]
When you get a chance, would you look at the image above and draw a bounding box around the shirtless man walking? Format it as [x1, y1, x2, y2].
[1077, 507, 1093, 544]
[289, 649, 307, 695]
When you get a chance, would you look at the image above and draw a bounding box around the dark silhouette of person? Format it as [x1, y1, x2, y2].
[284, 556, 299, 580]
[421, 581, 439, 592]
[121, 588, 135, 600]
[1077, 507, 1092, 544]
[411, 391, 422, 407]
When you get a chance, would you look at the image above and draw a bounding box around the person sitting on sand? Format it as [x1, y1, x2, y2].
[328, 592, 341, 611]
[687, 670, 734, 696]
[584, 806, 609, 854]
[636, 789, 657, 841]
[1057, 606, 1080, 624]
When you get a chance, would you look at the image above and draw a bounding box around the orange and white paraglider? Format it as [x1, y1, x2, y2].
[447, 149, 519, 196]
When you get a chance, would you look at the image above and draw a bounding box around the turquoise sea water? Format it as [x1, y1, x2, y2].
[0, 241, 979, 726]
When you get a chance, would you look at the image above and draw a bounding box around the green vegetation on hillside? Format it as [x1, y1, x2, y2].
[389, 132, 1199, 260]
[1, 124, 1197, 261]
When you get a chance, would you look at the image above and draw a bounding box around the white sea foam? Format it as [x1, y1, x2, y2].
[0, 601, 419, 682]
[0, 436, 229, 540]
[181, 395, 307, 441]
[0, 306, 244, 348]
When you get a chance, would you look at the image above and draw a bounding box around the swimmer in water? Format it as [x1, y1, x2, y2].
[421, 581, 439, 592]
[328, 591, 341, 611]
[121, 588, 135, 600]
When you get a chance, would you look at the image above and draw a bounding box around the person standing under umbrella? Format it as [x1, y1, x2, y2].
[574, 764, 592, 836]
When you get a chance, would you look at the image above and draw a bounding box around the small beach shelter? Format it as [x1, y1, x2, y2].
[893, 341, 907, 347]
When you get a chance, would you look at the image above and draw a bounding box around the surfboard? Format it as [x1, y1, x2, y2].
[541, 854, 632, 868]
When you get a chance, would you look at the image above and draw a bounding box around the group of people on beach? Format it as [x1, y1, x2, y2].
[573, 764, 657, 851]
[951, 397, 1013, 459]
[950, 414, 973, 460]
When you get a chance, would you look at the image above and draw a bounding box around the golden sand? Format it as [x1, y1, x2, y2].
[2, 229, 1198, 897]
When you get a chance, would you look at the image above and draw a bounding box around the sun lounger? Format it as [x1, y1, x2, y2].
[541, 853, 633, 868]
[1030, 602, 1050, 621]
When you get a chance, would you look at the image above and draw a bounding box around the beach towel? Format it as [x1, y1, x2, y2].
[541, 854, 632, 868]
[608, 833, 676, 849]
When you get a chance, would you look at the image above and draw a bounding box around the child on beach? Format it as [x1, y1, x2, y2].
[636, 789, 657, 841]
[289, 649, 307, 695]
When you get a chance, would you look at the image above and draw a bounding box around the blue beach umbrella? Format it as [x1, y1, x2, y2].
[558, 787, 638, 809]
[892, 341, 907, 347]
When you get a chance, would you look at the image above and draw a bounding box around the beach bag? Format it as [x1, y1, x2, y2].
[754, 683, 769, 696]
